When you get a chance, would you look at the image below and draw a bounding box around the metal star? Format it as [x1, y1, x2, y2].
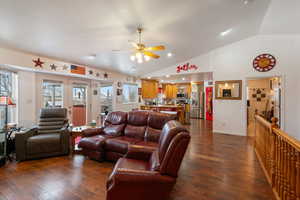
[104, 72, 108, 79]
[50, 64, 57, 71]
[62, 65, 69, 70]
[33, 58, 44, 68]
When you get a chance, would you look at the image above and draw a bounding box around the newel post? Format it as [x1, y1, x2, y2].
[271, 117, 279, 129]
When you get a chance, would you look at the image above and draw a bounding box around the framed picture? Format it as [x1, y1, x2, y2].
[117, 88, 122, 96]
[215, 80, 242, 100]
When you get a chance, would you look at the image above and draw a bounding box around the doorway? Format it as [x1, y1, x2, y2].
[246, 76, 282, 137]
[71, 83, 88, 126]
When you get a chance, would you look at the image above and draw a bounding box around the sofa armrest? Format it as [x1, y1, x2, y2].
[106, 168, 175, 200]
[124, 145, 156, 161]
[15, 128, 37, 161]
[60, 124, 70, 154]
[82, 127, 104, 137]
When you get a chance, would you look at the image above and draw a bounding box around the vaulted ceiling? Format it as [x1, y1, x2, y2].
[0, 0, 271, 76]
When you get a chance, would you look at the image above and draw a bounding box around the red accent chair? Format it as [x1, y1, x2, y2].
[106, 120, 190, 200]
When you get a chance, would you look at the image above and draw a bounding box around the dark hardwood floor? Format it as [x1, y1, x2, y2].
[0, 119, 275, 200]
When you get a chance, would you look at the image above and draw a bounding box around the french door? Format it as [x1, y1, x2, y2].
[71, 83, 88, 126]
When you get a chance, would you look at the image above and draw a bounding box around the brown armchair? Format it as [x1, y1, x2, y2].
[16, 108, 69, 161]
[106, 120, 190, 200]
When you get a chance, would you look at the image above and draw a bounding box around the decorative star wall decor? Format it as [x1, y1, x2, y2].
[104, 72, 108, 79]
[62, 65, 69, 70]
[50, 64, 57, 71]
[89, 70, 93, 75]
[33, 58, 44, 68]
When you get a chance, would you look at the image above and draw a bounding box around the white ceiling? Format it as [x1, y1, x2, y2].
[0, 0, 270, 76]
[260, 0, 300, 34]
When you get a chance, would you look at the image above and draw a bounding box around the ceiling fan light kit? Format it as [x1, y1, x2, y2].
[130, 27, 166, 63]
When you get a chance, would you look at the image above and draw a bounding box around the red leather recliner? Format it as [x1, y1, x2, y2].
[106, 120, 190, 200]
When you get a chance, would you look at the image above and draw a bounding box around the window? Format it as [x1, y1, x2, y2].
[42, 81, 63, 108]
[99, 84, 113, 113]
[0, 70, 17, 127]
[100, 85, 113, 102]
[72, 86, 87, 106]
[123, 83, 138, 103]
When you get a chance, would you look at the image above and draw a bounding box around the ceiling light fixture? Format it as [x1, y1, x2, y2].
[166, 75, 170, 78]
[220, 28, 233, 37]
[147, 77, 151, 79]
[182, 77, 185, 81]
[167, 52, 172, 57]
[130, 27, 166, 63]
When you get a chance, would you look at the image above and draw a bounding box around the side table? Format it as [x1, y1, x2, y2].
[69, 126, 99, 154]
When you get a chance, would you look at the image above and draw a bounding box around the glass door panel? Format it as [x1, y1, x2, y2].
[72, 84, 87, 126]
[42, 81, 63, 108]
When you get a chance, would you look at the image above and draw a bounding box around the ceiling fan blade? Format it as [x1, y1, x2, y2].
[130, 42, 139, 49]
[144, 45, 165, 51]
[144, 51, 160, 59]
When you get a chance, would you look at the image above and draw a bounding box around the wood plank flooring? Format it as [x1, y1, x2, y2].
[0, 119, 275, 200]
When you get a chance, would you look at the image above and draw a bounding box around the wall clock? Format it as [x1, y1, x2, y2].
[253, 54, 276, 72]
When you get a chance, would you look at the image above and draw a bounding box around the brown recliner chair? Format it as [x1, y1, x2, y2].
[106, 120, 190, 200]
[15, 108, 69, 161]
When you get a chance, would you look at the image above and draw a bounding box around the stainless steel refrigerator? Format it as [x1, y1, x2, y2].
[190, 84, 204, 119]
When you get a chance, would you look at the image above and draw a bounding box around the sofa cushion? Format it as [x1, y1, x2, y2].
[144, 127, 161, 143]
[104, 111, 127, 125]
[124, 125, 146, 139]
[103, 124, 125, 136]
[145, 112, 176, 142]
[78, 135, 108, 151]
[127, 111, 149, 126]
[148, 112, 175, 129]
[27, 133, 61, 155]
[105, 136, 140, 154]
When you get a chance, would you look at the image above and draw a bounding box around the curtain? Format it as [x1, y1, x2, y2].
[141, 80, 158, 99]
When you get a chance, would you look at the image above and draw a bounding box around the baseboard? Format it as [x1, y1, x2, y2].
[213, 130, 246, 136]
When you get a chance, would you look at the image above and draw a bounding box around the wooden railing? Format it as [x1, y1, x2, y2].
[255, 115, 300, 200]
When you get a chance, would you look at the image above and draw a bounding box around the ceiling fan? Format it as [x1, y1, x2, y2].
[130, 27, 165, 63]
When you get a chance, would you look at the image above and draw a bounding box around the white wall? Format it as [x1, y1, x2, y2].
[0, 46, 138, 127]
[144, 35, 300, 140]
[18, 71, 36, 127]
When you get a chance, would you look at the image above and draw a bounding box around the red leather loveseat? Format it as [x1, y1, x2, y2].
[78, 111, 175, 162]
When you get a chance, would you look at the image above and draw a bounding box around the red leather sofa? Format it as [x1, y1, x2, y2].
[78, 111, 176, 162]
[78, 111, 190, 200]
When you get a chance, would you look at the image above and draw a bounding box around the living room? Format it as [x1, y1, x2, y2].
[0, 0, 300, 200]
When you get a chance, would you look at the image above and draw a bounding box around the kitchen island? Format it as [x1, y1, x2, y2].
[140, 105, 188, 124]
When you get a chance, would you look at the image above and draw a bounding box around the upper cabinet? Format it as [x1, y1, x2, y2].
[141, 79, 158, 99]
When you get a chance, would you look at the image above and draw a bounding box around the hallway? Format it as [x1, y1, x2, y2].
[0, 119, 274, 200]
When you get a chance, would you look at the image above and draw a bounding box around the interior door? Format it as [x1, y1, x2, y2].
[71, 83, 88, 126]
